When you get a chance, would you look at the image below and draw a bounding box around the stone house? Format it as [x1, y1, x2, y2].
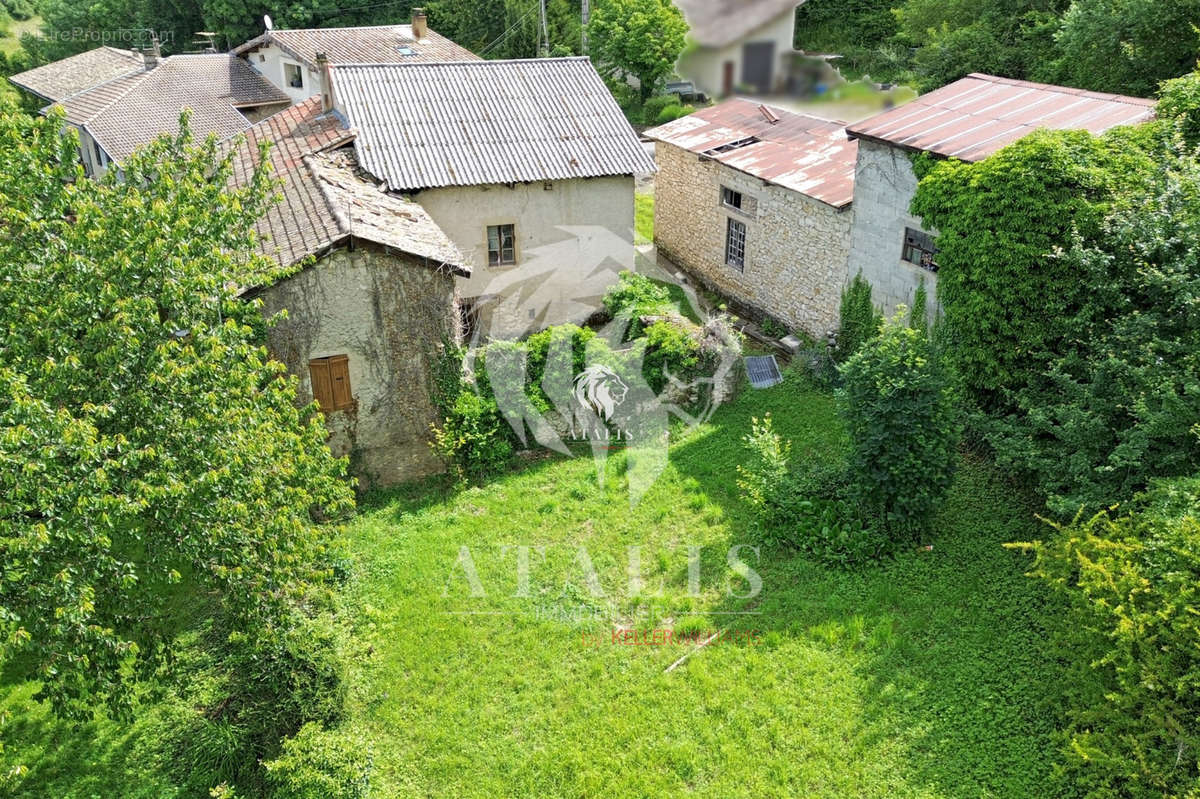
[10, 50, 291, 178]
[231, 10, 479, 104]
[674, 0, 800, 96]
[228, 97, 468, 487]
[844, 73, 1157, 315]
[646, 97, 857, 337]
[328, 57, 655, 340]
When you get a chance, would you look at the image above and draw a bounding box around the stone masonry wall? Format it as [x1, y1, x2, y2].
[845, 138, 939, 317]
[654, 141, 851, 338]
[258, 244, 459, 488]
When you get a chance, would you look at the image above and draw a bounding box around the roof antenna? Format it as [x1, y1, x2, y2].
[264, 14, 274, 32]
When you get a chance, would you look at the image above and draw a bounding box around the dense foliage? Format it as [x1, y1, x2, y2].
[1019, 477, 1200, 796]
[794, 0, 1200, 96]
[838, 312, 961, 538]
[833, 272, 880, 362]
[989, 137, 1200, 514]
[265, 722, 372, 799]
[910, 127, 1156, 408]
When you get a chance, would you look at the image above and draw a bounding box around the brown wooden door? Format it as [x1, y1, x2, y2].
[722, 61, 735, 95]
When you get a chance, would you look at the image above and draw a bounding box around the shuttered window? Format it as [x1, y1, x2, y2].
[309, 355, 353, 411]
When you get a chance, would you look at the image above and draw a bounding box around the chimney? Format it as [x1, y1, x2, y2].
[316, 52, 334, 113]
[412, 7, 428, 40]
[143, 32, 161, 70]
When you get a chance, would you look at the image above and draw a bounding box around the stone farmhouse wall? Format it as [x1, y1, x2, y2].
[256, 244, 460, 488]
[845, 138, 939, 317]
[654, 140, 850, 338]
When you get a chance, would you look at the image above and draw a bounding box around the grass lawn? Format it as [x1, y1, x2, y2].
[635, 193, 654, 245]
[0, 375, 1065, 797]
[0, 16, 39, 55]
[342, 376, 1064, 798]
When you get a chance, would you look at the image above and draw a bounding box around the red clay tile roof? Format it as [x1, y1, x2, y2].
[227, 97, 465, 274]
[846, 73, 1157, 162]
[232, 24, 479, 70]
[8, 46, 144, 102]
[645, 97, 857, 208]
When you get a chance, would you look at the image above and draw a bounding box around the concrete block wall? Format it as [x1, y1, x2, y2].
[845, 138, 939, 318]
[654, 141, 850, 338]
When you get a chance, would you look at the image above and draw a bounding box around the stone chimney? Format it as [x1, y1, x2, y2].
[412, 7, 428, 40]
[316, 52, 334, 113]
[143, 32, 161, 70]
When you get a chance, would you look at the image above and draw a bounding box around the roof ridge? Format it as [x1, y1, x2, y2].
[335, 56, 590, 68]
[271, 23, 413, 32]
[965, 72, 1155, 106]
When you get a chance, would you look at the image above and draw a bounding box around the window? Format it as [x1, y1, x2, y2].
[309, 355, 353, 411]
[720, 186, 757, 216]
[284, 62, 304, 89]
[901, 227, 939, 273]
[92, 139, 106, 168]
[487, 224, 516, 266]
[725, 217, 746, 271]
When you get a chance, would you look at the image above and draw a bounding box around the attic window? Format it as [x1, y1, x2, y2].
[396, 46, 415, 55]
[703, 137, 759, 156]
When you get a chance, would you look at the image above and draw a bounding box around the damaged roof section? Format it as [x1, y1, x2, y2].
[226, 97, 467, 278]
[333, 58, 655, 191]
[645, 97, 857, 209]
[847, 73, 1157, 162]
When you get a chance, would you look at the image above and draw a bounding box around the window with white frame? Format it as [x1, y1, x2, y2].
[487, 224, 516, 266]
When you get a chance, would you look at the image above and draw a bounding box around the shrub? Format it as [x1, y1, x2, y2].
[642, 93, 681, 126]
[760, 317, 788, 339]
[1159, 69, 1200, 146]
[432, 390, 514, 481]
[641, 319, 701, 393]
[834, 273, 880, 362]
[655, 103, 694, 125]
[264, 722, 372, 799]
[603, 270, 672, 335]
[908, 279, 928, 338]
[838, 312, 961, 539]
[1018, 477, 1200, 797]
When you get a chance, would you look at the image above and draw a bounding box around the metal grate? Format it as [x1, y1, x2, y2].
[745, 355, 783, 389]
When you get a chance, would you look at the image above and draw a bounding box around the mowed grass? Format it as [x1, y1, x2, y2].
[635, 193, 654, 245]
[343, 377, 1064, 798]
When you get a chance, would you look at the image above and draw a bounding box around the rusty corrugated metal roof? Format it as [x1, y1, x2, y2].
[846, 73, 1156, 162]
[644, 97, 857, 208]
[333, 58, 655, 191]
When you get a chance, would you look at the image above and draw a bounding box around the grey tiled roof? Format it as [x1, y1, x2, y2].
[675, 0, 799, 49]
[232, 24, 479, 69]
[227, 97, 466, 275]
[53, 54, 291, 164]
[334, 58, 656, 190]
[8, 46, 144, 101]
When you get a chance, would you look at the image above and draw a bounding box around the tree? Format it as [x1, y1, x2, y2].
[838, 312, 961, 538]
[588, 0, 686, 100]
[1054, 0, 1200, 97]
[834, 272, 880, 362]
[0, 104, 355, 720]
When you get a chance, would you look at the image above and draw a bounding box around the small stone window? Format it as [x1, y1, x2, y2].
[725, 217, 746, 272]
[284, 62, 304, 89]
[309, 355, 353, 411]
[901, 227, 939, 273]
[720, 185, 757, 216]
[487, 224, 516, 266]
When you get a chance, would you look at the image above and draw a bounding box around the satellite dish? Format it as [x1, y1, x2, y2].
[263, 14, 273, 31]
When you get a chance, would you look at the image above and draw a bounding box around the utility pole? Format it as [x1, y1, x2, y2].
[539, 0, 550, 56]
[581, 0, 589, 54]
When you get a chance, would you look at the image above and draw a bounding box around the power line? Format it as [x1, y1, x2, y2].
[479, 1, 541, 57]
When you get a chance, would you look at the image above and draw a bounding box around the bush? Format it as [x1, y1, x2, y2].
[834, 272, 880, 362]
[602, 270, 672, 337]
[655, 103, 694, 125]
[737, 416, 885, 566]
[641, 319, 701, 393]
[838, 312, 961, 539]
[264, 722, 371, 799]
[642, 93, 681, 126]
[1159, 70, 1200, 146]
[1018, 477, 1200, 797]
[432, 390, 514, 481]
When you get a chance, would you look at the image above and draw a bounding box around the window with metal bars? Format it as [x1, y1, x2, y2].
[725, 217, 746, 271]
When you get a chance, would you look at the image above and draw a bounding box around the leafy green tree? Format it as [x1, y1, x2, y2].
[1158, 69, 1200, 146]
[1018, 477, 1200, 796]
[834, 272, 879, 362]
[911, 127, 1157, 409]
[1054, 0, 1200, 97]
[838, 311, 961, 538]
[0, 105, 355, 720]
[588, 0, 686, 100]
[991, 139, 1200, 513]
